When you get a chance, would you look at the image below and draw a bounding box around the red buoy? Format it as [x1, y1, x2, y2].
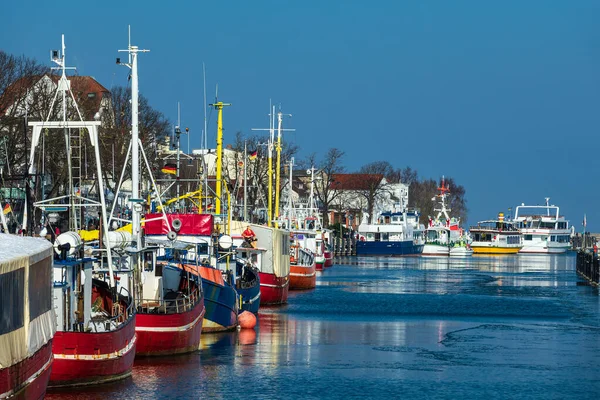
[238, 311, 257, 329]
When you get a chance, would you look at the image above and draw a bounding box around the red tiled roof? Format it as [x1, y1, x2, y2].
[330, 174, 383, 190]
[0, 73, 109, 118]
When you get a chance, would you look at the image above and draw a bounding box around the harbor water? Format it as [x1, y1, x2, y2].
[47, 253, 600, 399]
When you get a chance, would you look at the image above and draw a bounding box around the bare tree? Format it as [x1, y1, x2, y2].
[99, 86, 170, 194]
[356, 161, 395, 223]
[310, 147, 345, 226]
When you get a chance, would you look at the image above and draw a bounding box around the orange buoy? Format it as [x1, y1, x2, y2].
[238, 328, 257, 345]
[238, 311, 257, 329]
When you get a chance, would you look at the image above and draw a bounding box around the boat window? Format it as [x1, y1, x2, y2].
[29, 259, 52, 321]
[0, 268, 25, 334]
[374, 233, 381, 242]
[427, 230, 439, 240]
[367, 233, 374, 240]
[382, 233, 389, 241]
[143, 251, 154, 272]
[392, 217, 400, 223]
[197, 242, 209, 255]
[524, 234, 532, 240]
[507, 236, 520, 245]
[475, 233, 492, 242]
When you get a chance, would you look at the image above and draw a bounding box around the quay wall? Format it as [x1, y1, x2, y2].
[576, 250, 600, 285]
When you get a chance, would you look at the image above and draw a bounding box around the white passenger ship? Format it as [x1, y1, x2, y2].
[513, 199, 571, 254]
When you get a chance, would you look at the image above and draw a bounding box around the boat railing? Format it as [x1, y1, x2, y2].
[469, 225, 520, 232]
[138, 285, 201, 315]
[88, 286, 135, 333]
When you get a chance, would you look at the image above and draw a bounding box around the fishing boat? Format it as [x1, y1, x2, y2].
[0, 234, 55, 399]
[422, 178, 472, 257]
[232, 222, 290, 305]
[280, 166, 331, 271]
[356, 208, 425, 256]
[49, 237, 137, 387]
[131, 242, 205, 355]
[235, 257, 261, 314]
[105, 34, 206, 356]
[289, 231, 317, 289]
[144, 213, 239, 332]
[512, 198, 571, 254]
[323, 230, 334, 267]
[469, 213, 523, 254]
[25, 35, 136, 387]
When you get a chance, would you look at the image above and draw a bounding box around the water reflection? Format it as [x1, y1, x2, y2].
[46, 252, 600, 399]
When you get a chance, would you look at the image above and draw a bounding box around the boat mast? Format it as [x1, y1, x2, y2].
[251, 103, 275, 227]
[434, 176, 451, 223]
[243, 140, 247, 222]
[309, 166, 315, 224]
[51, 35, 78, 231]
[288, 156, 294, 228]
[118, 27, 149, 250]
[209, 100, 230, 215]
[274, 109, 294, 228]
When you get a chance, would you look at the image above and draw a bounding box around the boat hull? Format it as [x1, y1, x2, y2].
[356, 241, 424, 256]
[422, 244, 450, 256]
[259, 272, 289, 305]
[449, 247, 474, 257]
[519, 244, 570, 254]
[49, 316, 136, 387]
[135, 295, 205, 356]
[315, 260, 325, 271]
[324, 251, 333, 267]
[237, 284, 261, 314]
[0, 340, 53, 400]
[471, 246, 521, 254]
[290, 263, 316, 290]
[201, 277, 238, 332]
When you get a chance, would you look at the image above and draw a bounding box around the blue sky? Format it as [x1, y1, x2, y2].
[1, 0, 599, 230]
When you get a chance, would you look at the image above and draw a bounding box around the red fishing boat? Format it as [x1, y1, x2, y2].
[134, 246, 205, 356]
[0, 235, 55, 400]
[24, 34, 136, 388]
[136, 216, 208, 353]
[49, 246, 137, 387]
[289, 238, 316, 290]
[233, 223, 289, 305]
[144, 213, 239, 333]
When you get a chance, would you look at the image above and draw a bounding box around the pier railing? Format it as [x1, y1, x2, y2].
[576, 250, 599, 285]
[138, 285, 201, 314]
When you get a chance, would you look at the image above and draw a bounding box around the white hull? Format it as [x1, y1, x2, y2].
[422, 244, 449, 256]
[518, 244, 569, 254]
[449, 247, 474, 257]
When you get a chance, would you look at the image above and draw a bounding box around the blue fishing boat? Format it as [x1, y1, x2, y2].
[235, 259, 261, 314]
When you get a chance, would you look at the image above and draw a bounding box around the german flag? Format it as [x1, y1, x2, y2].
[249, 150, 258, 160]
[161, 163, 177, 175]
[3, 203, 11, 215]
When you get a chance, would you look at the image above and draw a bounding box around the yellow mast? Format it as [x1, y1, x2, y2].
[267, 141, 273, 227]
[210, 101, 231, 215]
[274, 133, 281, 228]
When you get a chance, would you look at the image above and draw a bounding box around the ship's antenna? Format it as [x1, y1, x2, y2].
[203, 62, 207, 150]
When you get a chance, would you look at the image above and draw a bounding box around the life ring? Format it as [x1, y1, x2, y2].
[360, 236, 365, 242]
